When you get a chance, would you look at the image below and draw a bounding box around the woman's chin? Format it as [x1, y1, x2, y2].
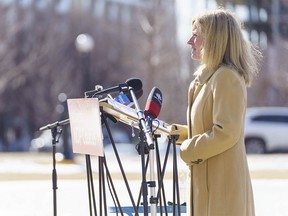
[191, 54, 201, 61]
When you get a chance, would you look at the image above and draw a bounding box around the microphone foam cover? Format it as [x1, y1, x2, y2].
[126, 78, 142, 92]
[145, 87, 162, 118]
[126, 88, 143, 101]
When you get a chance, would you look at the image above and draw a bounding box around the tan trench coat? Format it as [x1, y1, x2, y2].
[175, 66, 255, 216]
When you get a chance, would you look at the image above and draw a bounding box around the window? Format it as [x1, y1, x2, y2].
[251, 115, 288, 123]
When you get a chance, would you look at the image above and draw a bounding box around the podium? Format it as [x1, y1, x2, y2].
[99, 97, 172, 136]
[67, 97, 185, 216]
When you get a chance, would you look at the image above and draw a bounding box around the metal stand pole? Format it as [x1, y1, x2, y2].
[128, 88, 157, 216]
[40, 119, 69, 216]
[51, 127, 59, 216]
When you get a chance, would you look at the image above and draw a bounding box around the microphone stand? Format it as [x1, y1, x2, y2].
[39, 119, 70, 216]
[129, 88, 157, 216]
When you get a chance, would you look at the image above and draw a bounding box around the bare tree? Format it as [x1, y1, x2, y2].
[0, 0, 183, 150]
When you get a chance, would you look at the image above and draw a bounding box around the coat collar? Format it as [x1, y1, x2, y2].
[195, 65, 218, 85]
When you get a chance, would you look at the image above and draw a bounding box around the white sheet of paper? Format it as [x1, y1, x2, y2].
[67, 98, 104, 156]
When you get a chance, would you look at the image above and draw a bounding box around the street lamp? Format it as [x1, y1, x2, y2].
[75, 34, 95, 53]
[75, 33, 95, 93]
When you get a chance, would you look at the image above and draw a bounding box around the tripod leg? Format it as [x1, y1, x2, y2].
[172, 136, 181, 215]
[102, 112, 139, 215]
[155, 135, 168, 216]
[157, 137, 172, 216]
[99, 156, 109, 216]
[86, 155, 93, 216]
[102, 156, 125, 215]
[85, 155, 98, 216]
[136, 152, 150, 208]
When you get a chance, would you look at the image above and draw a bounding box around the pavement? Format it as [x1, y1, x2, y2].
[0, 152, 288, 215]
[1, 152, 288, 180]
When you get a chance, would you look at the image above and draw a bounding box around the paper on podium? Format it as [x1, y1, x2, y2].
[67, 98, 104, 156]
[99, 98, 172, 136]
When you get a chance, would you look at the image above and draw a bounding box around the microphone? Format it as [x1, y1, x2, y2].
[85, 77, 142, 98]
[95, 77, 142, 97]
[126, 88, 143, 101]
[144, 87, 163, 119]
[135, 87, 162, 155]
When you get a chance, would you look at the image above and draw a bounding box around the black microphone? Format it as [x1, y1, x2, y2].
[85, 78, 142, 98]
[126, 88, 143, 101]
[144, 87, 163, 119]
[96, 77, 142, 96]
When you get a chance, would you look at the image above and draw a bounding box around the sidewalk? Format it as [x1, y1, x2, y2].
[1, 152, 288, 181]
[0, 153, 288, 181]
[0, 152, 86, 181]
[1, 152, 288, 216]
[248, 154, 288, 179]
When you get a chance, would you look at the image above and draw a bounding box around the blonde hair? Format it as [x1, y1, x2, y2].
[192, 8, 262, 86]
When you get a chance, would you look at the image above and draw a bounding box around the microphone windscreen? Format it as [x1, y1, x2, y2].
[126, 88, 143, 101]
[145, 87, 162, 119]
[126, 78, 142, 92]
[135, 88, 143, 99]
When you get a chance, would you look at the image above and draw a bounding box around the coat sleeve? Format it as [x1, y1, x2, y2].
[169, 124, 188, 145]
[180, 69, 246, 165]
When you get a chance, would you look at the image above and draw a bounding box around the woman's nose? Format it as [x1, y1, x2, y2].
[187, 37, 193, 45]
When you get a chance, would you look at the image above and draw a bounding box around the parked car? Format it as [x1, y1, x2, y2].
[244, 107, 288, 154]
